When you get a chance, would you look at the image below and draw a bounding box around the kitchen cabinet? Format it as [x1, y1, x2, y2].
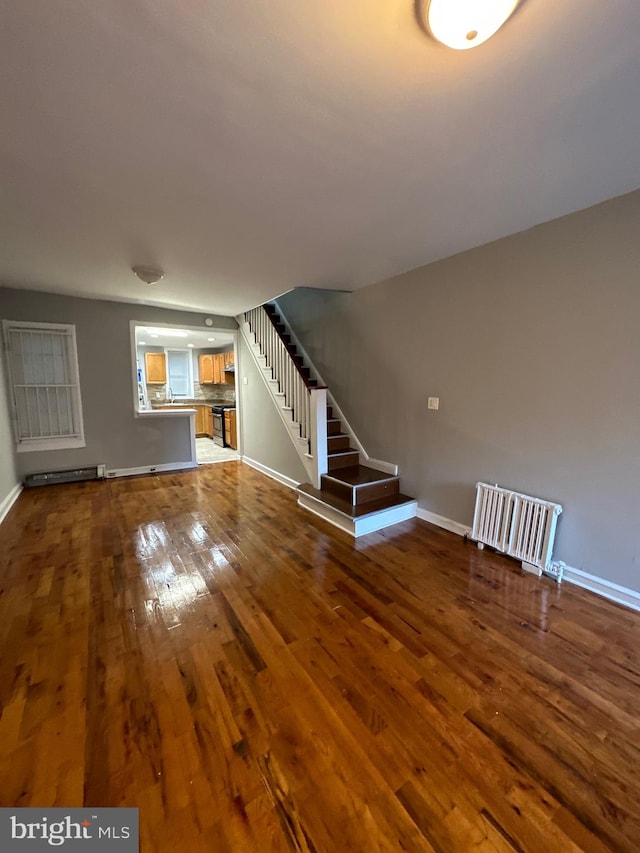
[195, 405, 207, 436]
[198, 353, 224, 384]
[223, 350, 235, 385]
[213, 354, 224, 384]
[198, 351, 235, 385]
[155, 404, 213, 438]
[198, 354, 214, 384]
[145, 352, 166, 384]
[224, 409, 237, 449]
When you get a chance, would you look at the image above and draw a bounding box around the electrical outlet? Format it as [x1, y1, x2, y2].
[243, 376, 248, 385]
[428, 397, 440, 410]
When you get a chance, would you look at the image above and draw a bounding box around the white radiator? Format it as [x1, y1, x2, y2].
[471, 483, 562, 578]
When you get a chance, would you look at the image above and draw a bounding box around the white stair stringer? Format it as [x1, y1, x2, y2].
[297, 489, 417, 538]
[237, 318, 316, 484]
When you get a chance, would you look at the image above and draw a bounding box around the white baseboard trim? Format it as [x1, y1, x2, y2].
[562, 565, 640, 613]
[362, 457, 398, 476]
[0, 482, 23, 526]
[415, 506, 640, 614]
[242, 456, 301, 491]
[416, 507, 471, 538]
[105, 461, 197, 479]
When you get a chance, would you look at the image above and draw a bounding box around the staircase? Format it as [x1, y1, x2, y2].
[238, 303, 417, 537]
[297, 403, 416, 536]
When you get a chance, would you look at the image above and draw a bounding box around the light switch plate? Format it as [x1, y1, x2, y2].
[428, 397, 440, 410]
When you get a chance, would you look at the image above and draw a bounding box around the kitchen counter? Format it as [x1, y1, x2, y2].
[149, 399, 233, 410]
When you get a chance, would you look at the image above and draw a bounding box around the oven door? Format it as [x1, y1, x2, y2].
[212, 411, 224, 446]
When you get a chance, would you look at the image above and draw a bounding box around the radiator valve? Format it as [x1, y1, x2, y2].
[544, 560, 566, 584]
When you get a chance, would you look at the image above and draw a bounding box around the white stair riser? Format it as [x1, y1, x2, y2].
[297, 491, 417, 538]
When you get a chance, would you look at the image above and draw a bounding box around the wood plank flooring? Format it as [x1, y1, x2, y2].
[1, 462, 640, 851]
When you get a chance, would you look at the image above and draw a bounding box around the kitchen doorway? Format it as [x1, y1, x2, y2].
[132, 322, 240, 466]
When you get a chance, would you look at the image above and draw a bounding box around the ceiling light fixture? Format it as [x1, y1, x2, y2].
[425, 0, 519, 50]
[207, 337, 216, 342]
[132, 265, 164, 285]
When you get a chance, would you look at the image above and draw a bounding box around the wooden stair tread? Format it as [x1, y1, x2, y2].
[327, 448, 357, 456]
[323, 465, 397, 487]
[298, 483, 415, 519]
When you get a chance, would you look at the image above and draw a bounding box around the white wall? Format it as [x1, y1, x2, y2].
[0, 346, 19, 522]
[0, 287, 236, 476]
[278, 189, 640, 592]
[238, 335, 307, 486]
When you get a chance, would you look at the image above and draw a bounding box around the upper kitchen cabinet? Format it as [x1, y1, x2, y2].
[198, 354, 215, 384]
[198, 351, 235, 385]
[223, 350, 235, 385]
[145, 352, 166, 384]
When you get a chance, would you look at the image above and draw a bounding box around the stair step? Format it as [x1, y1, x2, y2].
[298, 483, 415, 520]
[327, 449, 359, 471]
[327, 434, 350, 452]
[327, 418, 341, 435]
[321, 466, 400, 506]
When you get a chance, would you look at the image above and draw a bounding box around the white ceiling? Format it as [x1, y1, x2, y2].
[135, 325, 234, 350]
[1, 1, 639, 316]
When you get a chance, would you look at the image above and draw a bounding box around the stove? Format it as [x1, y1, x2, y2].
[211, 404, 236, 446]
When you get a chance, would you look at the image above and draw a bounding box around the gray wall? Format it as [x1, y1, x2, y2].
[0, 287, 236, 475]
[238, 335, 307, 485]
[278, 189, 640, 591]
[0, 348, 19, 510]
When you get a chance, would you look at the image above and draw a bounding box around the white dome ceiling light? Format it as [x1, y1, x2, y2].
[425, 0, 520, 50]
[132, 265, 164, 285]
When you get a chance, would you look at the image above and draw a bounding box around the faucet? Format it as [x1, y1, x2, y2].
[167, 386, 175, 403]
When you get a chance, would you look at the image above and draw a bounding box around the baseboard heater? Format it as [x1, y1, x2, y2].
[471, 482, 563, 581]
[24, 464, 106, 487]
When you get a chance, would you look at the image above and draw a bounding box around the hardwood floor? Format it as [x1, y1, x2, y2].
[1, 462, 639, 851]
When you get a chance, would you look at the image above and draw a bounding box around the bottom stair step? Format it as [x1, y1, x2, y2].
[297, 483, 417, 538]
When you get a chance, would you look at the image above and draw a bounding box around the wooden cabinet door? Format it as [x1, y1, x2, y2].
[198, 354, 214, 384]
[145, 352, 166, 383]
[224, 409, 237, 449]
[223, 350, 235, 385]
[213, 354, 224, 384]
[195, 406, 207, 435]
[206, 410, 213, 438]
[228, 410, 237, 449]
